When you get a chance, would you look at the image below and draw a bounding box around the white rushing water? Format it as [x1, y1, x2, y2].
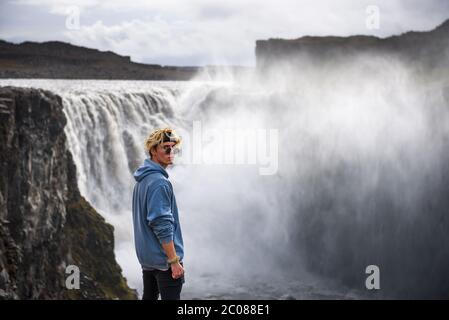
[2, 66, 448, 299]
[0, 79, 336, 299]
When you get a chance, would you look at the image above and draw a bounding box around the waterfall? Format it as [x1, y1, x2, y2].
[2, 72, 449, 299]
[53, 80, 302, 299]
[57, 81, 228, 297]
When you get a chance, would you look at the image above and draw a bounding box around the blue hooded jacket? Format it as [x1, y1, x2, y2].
[132, 158, 184, 270]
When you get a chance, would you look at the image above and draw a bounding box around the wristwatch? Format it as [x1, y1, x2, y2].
[167, 255, 180, 265]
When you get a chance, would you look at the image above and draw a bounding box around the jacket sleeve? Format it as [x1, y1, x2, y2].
[146, 183, 174, 245]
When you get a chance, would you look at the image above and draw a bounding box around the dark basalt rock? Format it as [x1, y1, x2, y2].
[0, 40, 198, 80]
[0, 86, 137, 299]
[256, 19, 449, 76]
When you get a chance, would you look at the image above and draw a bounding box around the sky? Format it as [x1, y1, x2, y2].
[0, 0, 448, 66]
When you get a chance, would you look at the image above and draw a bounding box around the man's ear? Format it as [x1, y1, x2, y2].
[150, 147, 156, 159]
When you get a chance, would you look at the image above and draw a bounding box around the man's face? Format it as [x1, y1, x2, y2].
[151, 141, 177, 167]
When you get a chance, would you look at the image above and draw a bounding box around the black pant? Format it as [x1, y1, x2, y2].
[142, 266, 184, 300]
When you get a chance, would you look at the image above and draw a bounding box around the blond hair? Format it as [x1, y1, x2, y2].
[144, 128, 181, 158]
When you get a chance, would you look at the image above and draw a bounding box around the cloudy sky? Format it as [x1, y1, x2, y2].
[0, 0, 448, 66]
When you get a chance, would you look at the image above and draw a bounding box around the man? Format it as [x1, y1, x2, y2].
[132, 128, 185, 300]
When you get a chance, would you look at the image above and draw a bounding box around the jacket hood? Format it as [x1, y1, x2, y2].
[133, 158, 169, 182]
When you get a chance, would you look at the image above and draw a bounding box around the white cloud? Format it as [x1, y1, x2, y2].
[64, 15, 258, 65]
[14, 0, 99, 14]
[4, 0, 449, 65]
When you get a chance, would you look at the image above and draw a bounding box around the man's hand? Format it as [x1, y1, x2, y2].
[161, 240, 184, 279]
[170, 261, 184, 279]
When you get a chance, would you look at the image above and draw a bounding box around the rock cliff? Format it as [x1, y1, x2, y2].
[0, 86, 137, 299]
